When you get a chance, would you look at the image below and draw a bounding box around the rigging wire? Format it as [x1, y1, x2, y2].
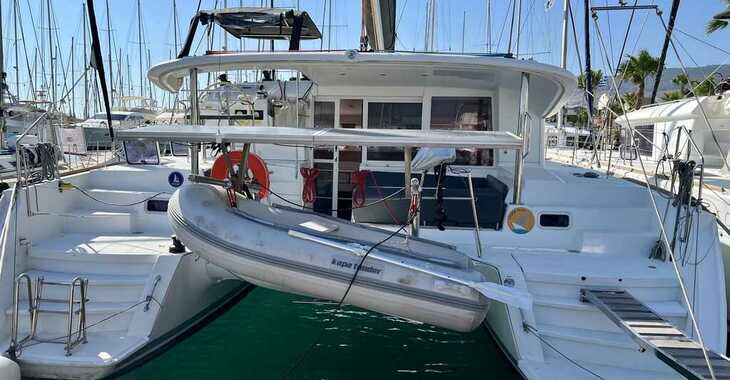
[674, 27, 730, 57]
[656, 14, 730, 173]
[67, 182, 168, 207]
[495, 0, 515, 54]
[591, 14, 718, 380]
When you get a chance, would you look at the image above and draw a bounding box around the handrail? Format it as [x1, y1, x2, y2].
[10, 273, 34, 357]
[14, 110, 51, 148]
[64, 276, 88, 356]
[467, 174, 483, 258]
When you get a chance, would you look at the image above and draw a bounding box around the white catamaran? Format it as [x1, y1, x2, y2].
[133, 41, 730, 378]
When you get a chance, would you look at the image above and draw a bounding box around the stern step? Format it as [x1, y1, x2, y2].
[581, 288, 730, 380]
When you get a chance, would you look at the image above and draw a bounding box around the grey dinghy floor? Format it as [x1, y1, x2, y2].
[231, 201, 471, 270]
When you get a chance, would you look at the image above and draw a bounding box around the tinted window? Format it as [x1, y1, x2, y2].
[367, 102, 422, 161]
[540, 214, 570, 228]
[431, 97, 493, 166]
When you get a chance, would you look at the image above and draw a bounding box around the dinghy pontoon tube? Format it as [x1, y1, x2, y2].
[169, 183, 532, 332]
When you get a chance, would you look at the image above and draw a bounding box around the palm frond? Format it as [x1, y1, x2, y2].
[707, 19, 728, 34]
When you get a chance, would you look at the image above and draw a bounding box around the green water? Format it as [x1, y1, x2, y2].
[120, 288, 519, 379]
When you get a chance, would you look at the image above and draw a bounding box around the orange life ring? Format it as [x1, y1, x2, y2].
[210, 151, 270, 199]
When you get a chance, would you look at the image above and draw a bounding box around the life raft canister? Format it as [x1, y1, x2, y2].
[210, 151, 270, 199]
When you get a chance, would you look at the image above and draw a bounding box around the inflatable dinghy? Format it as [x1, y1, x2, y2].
[169, 183, 531, 332]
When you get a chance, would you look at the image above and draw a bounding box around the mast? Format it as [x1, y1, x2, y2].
[557, 0, 569, 130]
[430, 0, 436, 51]
[486, 0, 491, 53]
[83, 1, 89, 118]
[47, 0, 56, 109]
[271, 0, 275, 51]
[118, 47, 123, 98]
[423, 0, 429, 51]
[173, 0, 178, 52]
[137, 0, 143, 99]
[105, 0, 114, 106]
[126, 53, 132, 97]
[514, 0, 522, 58]
[461, 10, 466, 53]
[146, 48, 151, 101]
[71, 36, 75, 117]
[584, 0, 593, 117]
[13, 0, 20, 98]
[507, 0, 516, 55]
[327, 0, 332, 50]
[320, 0, 325, 50]
[222, 0, 227, 51]
[651, 0, 681, 104]
[1, 0, 5, 149]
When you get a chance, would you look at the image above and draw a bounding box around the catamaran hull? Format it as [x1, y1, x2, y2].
[169, 184, 490, 332]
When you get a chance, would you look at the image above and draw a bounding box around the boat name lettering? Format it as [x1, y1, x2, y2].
[330, 257, 383, 276]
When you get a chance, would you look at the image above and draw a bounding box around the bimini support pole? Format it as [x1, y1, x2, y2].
[189, 68, 200, 175]
[512, 72, 529, 205]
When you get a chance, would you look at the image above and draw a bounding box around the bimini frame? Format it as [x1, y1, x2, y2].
[116, 124, 527, 204]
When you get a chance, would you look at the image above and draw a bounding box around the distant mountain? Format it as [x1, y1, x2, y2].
[561, 64, 730, 108]
[598, 64, 730, 98]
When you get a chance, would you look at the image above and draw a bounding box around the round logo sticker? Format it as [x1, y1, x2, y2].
[168, 171, 185, 188]
[507, 207, 535, 234]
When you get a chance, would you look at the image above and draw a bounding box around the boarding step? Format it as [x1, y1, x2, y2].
[59, 210, 133, 234]
[535, 323, 678, 372]
[29, 233, 168, 275]
[581, 288, 730, 380]
[20, 270, 147, 303]
[533, 295, 687, 333]
[515, 253, 681, 301]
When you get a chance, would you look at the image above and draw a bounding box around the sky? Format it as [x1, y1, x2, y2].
[2, 0, 729, 113]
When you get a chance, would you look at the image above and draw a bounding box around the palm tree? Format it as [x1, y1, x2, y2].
[672, 73, 690, 95]
[660, 91, 684, 102]
[692, 77, 718, 96]
[622, 93, 639, 111]
[618, 50, 660, 108]
[577, 69, 604, 92]
[707, 1, 729, 33]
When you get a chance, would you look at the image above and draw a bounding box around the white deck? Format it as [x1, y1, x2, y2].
[0, 158, 243, 379]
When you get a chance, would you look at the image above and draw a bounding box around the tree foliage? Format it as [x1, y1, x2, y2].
[577, 69, 604, 92]
[707, 1, 729, 34]
[618, 50, 660, 108]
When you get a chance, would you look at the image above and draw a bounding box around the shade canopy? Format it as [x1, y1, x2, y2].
[116, 125, 524, 150]
[197, 7, 321, 40]
[177, 8, 321, 57]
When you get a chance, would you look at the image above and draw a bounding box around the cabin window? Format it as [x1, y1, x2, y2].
[430, 97, 494, 166]
[633, 124, 654, 156]
[146, 199, 169, 212]
[366, 102, 422, 161]
[539, 213, 570, 229]
[124, 140, 160, 165]
[314, 101, 336, 160]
